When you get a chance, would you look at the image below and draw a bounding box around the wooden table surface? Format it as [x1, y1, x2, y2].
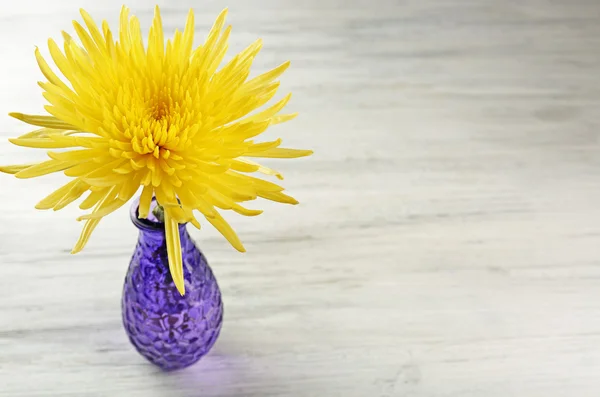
[1, 0, 600, 395]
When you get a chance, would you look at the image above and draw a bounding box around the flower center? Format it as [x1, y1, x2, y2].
[127, 91, 180, 158]
[151, 99, 169, 121]
[120, 76, 200, 162]
[150, 92, 174, 122]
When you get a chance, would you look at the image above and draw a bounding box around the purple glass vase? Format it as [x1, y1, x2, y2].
[122, 198, 223, 371]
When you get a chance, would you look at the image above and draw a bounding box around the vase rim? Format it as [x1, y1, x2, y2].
[130, 196, 187, 232]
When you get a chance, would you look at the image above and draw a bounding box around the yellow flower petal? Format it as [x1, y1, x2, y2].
[148, 6, 164, 60]
[118, 173, 142, 201]
[8, 137, 73, 149]
[79, 9, 107, 54]
[138, 185, 154, 219]
[76, 197, 126, 220]
[243, 61, 290, 92]
[236, 158, 283, 180]
[257, 190, 298, 205]
[245, 148, 314, 159]
[34, 179, 78, 209]
[53, 180, 90, 210]
[15, 159, 76, 179]
[268, 113, 298, 125]
[47, 148, 104, 161]
[180, 9, 195, 60]
[243, 93, 292, 123]
[9, 112, 76, 129]
[34, 47, 70, 92]
[71, 186, 117, 253]
[79, 188, 110, 210]
[17, 127, 67, 139]
[205, 211, 245, 252]
[206, 189, 262, 216]
[0, 163, 38, 175]
[164, 210, 185, 295]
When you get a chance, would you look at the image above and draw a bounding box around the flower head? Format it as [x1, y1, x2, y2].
[0, 6, 311, 294]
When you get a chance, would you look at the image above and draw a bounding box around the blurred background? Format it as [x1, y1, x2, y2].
[1, 0, 600, 396]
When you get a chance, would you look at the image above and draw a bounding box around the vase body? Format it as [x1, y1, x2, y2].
[122, 200, 223, 371]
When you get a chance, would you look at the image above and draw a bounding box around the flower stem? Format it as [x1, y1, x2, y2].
[152, 203, 165, 223]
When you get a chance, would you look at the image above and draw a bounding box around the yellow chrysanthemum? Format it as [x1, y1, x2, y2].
[0, 6, 311, 294]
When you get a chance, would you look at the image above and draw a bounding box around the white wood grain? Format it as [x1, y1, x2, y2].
[1, 0, 600, 395]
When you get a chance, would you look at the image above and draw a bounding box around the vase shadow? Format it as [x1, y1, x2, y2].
[149, 342, 289, 397]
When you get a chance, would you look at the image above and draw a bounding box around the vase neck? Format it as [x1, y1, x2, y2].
[130, 197, 189, 245]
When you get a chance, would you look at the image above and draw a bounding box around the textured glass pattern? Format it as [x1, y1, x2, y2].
[122, 199, 223, 371]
